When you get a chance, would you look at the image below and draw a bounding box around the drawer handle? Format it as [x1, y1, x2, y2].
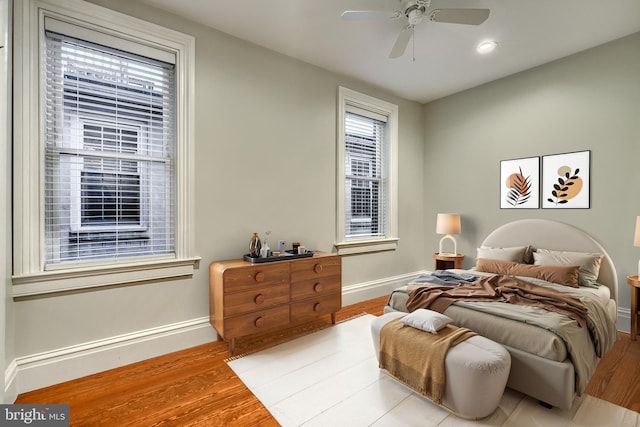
[313, 282, 323, 293]
[254, 316, 265, 328]
[313, 302, 321, 312]
[254, 272, 265, 282]
[313, 264, 323, 274]
[254, 294, 265, 305]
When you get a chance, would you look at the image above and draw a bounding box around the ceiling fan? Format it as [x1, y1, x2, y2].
[342, 0, 490, 59]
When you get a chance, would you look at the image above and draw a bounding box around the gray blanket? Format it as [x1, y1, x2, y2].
[409, 270, 480, 286]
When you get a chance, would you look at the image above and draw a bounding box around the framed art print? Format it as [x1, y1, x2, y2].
[542, 150, 590, 209]
[500, 156, 539, 209]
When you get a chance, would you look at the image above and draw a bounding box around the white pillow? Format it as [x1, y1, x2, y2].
[476, 246, 530, 263]
[400, 309, 453, 334]
[533, 249, 603, 288]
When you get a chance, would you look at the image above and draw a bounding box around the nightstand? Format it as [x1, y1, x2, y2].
[433, 253, 464, 270]
[627, 275, 640, 341]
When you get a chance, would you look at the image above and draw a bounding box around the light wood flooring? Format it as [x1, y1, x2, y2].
[15, 295, 640, 426]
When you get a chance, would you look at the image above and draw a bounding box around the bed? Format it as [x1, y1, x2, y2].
[384, 219, 619, 410]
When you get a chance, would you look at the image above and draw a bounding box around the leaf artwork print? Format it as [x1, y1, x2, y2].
[547, 166, 583, 205]
[505, 166, 532, 206]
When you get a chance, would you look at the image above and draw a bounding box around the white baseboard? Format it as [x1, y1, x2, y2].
[12, 316, 216, 395]
[3, 359, 18, 404]
[341, 270, 426, 307]
[617, 307, 630, 334]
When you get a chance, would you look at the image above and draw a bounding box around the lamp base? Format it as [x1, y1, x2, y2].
[438, 235, 457, 257]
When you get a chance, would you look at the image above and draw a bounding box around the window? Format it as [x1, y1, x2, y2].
[336, 87, 398, 255]
[345, 113, 383, 238]
[44, 30, 175, 264]
[12, 0, 197, 296]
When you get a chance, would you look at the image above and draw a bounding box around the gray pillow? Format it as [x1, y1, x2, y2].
[533, 248, 603, 288]
[476, 246, 530, 263]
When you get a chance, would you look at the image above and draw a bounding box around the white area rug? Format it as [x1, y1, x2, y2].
[227, 314, 639, 426]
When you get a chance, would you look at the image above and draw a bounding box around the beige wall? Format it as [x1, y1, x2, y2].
[11, 0, 425, 366]
[422, 32, 640, 316]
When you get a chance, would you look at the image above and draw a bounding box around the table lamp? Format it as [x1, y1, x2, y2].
[635, 216, 640, 277]
[436, 213, 461, 256]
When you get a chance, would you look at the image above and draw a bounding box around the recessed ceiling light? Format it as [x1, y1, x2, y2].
[477, 40, 498, 54]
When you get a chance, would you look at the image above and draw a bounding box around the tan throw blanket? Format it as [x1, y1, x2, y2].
[379, 318, 476, 404]
[407, 274, 588, 327]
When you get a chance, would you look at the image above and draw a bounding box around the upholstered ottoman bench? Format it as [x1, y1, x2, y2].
[371, 311, 511, 419]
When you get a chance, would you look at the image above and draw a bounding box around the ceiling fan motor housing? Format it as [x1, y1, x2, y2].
[400, 0, 430, 25]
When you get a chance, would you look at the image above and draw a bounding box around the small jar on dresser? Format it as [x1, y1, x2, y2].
[209, 252, 342, 355]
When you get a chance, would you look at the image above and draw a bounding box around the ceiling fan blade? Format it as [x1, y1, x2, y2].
[389, 26, 412, 59]
[429, 9, 490, 25]
[341, 10, 391, 21]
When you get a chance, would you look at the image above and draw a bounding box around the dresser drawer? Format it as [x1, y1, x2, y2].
[223, 305, 290, 339]
[223, 262, 289, 292]
[290, 293, 341, 322]
[290, 277, 341, 302]
[290, 256, 341, 282]
[224, 284, 290, 317]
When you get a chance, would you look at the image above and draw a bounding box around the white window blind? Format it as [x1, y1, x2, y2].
[43, 29, 177, 266]
[344, 109, 387, 239]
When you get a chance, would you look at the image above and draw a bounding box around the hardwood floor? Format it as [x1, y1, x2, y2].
[15, 295, 640, 426]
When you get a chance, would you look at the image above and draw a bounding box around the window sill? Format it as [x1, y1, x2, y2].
[334, 238, 398, 255]
[11, 256, 201, 298]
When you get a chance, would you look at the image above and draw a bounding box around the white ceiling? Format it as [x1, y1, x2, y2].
[136, 0, 640, 103]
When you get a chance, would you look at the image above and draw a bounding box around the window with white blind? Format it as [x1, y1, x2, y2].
[44, 30, 175, 265]
[345, 112, 383, 237]
[12, 0, 197, 296]
[336, 87, 398, 255]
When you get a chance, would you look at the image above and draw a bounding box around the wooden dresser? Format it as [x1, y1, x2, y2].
[209, 252, 341, 355]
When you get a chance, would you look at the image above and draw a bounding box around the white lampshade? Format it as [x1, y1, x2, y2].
[436, 214, 461, 256]
[436, 213, 461, 235]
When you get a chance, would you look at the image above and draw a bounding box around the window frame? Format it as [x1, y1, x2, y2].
[335, 87, 398, 255]
[12, 0, 198, 297]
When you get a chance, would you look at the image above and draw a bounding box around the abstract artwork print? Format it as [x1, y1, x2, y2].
[500, 156, 540, 209]
[542, 150, 590, 209]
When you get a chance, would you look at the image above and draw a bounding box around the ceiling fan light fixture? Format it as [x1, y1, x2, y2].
[407, 9, 424, 25]
[477, 40, 498, 54]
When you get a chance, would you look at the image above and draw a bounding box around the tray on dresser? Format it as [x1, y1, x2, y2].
[243, 250, 314, 263]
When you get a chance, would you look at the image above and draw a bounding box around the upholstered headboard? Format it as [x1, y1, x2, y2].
[481, 219, 618, 301]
